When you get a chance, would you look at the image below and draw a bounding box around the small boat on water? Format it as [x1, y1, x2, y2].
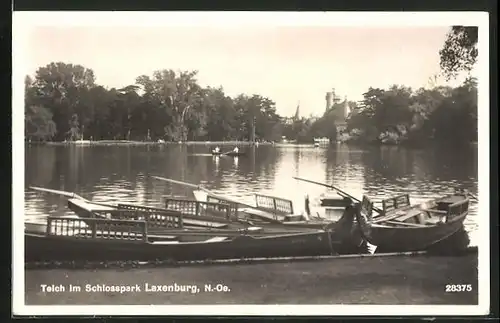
[211, 150, 246, 157]
[355, 193, 471, 253]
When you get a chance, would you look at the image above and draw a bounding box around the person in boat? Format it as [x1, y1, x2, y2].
[214, 146, 220, 153]
[304, 194, 311, 217]
[233, 146, 239, 153]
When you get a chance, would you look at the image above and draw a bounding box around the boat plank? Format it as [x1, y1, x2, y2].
[183, 219, 227, 228]
[205, 236, 229, 242]
[69, 198, 116, 212]
[394, 209, 422, 222]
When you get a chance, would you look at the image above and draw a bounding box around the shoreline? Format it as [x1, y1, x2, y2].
[26, 140, 275, 147]
[25, 140, 478, 148]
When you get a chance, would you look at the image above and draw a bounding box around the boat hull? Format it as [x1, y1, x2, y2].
[25, 230, 337, 262]
[367, 217, 467, 253]
[212, 151, 246, 157]
[354, 197, 469, 253]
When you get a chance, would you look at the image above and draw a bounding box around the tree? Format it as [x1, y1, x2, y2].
[25, 105, 57, 142]
[30, 62, 96, 140]
[202, 87, 237, 141]
[135, 70, 204, 141]
[439, 26, 478, 81]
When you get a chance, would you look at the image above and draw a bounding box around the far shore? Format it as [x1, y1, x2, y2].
[25, 140, 318, 147]
[27, 140, 272, 146]
[24, 140, 478, 149]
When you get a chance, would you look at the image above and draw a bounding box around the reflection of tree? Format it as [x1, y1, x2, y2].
[250, 146, 256, 179]
[359, 145, 478, 198]
[324, 146, 339, 184]
[258, 146, 282, 181]
[67, 145, 84, 189]
[323, 144, 368, 198]
[418, 146, 477, 183]
[294, 147, 300, 176]
[25, 146, 56, 188]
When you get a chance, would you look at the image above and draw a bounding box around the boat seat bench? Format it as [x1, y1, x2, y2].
[394, 209, 422, 222]
[384, 220, 428, 227]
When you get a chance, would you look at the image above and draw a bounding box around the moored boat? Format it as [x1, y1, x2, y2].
[67, 197, 232, 231]
[194, 190, 338, 228]
[25, 214, 352, 262]
[293, 176, 474, 253]
[354, 193, 471, 253]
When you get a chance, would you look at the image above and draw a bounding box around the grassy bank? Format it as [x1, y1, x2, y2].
[25, 251, 478, 305]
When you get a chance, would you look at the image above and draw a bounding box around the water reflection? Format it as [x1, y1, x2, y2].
[23, 144, 479, 245]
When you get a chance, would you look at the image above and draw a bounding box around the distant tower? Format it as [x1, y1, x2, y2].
[325, 92, 333, 111]
[344, 96, 350, 118]
[294, 101, 300, 120]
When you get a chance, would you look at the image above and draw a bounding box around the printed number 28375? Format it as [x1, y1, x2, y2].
[445, 284, 472, 292]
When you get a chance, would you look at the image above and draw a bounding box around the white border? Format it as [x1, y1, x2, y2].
[12, 11, 490, 316]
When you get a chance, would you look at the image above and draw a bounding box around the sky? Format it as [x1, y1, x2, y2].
[16, 13, 477, 118]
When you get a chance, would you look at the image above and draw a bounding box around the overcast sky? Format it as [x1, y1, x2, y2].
[16, 13, 479, 117]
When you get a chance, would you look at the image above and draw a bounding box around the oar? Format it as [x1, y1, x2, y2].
[30, 186, 89, 202]
[292, 177, 361, 202]
[292, 176, 384, 214]
[462, 190, 478, 201]
[30, 186, 131, 210]
[454, 188, 478, 202]
[30, 186, 123, 210]
[221, 150, 236, 156]
[467, 193, 478, 201]
[151, 176, 257, 210]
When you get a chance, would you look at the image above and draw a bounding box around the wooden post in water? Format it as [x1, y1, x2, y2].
[178, 212, 183, 229]
[143, 221, 148, 242]
[273, 198, 278, 220]
[46, 218, 52, 236]
[91, 220, 97, 239]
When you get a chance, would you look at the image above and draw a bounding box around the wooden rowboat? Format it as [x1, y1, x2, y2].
[66, 198, 323, 236]
[211, 150, 246, 157]
[293, 176, 474, 253]
[66, 197, 366, 252]
[28, 186, 370, 259]
[354, 193, 470, 253]
[192, 189, 335, 227]
[25, 216, 340, 262]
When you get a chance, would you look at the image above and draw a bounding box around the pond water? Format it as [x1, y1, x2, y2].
[23, 143, 479, 246]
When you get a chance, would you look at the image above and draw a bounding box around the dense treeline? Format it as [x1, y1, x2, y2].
[23, 63, 477, 146]
[25, 64, 284, 143]
[342, 80, 478, 145]
[24, 27, 478, 146]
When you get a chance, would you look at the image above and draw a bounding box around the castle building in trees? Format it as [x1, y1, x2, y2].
[325, 91, 351, 137]
[333, 97, 351, 134]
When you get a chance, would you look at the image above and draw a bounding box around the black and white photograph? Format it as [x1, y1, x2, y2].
[13, 11, 490, 316]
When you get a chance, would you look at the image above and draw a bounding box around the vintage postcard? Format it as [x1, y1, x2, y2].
[12, 11, 490, 316]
